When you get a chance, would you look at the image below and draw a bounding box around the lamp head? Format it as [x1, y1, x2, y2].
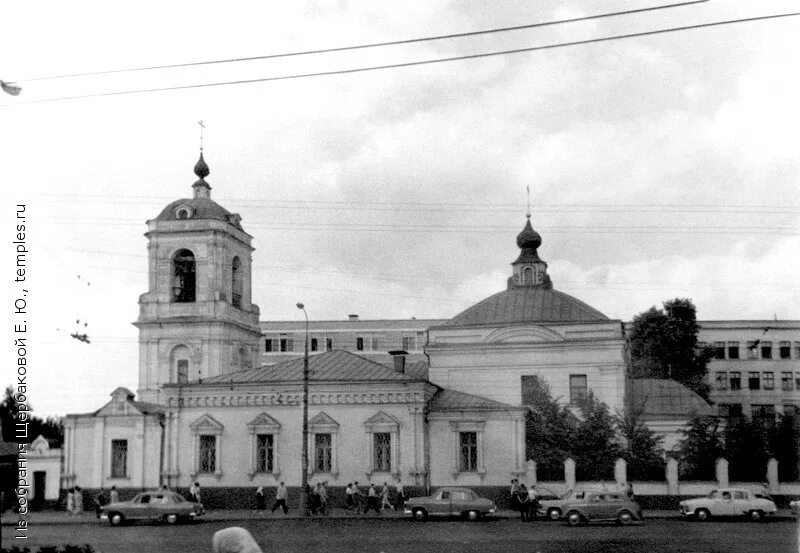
[296, 302, 304, 310]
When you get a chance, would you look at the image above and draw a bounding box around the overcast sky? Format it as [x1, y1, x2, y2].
[2, 0, 798, 417]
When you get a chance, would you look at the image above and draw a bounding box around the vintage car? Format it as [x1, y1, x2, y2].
[563, 491, 643, 526]
[537, 488, 589, 520]
[404, 487, 497, 521]
[100, 490, 204, 526]
[790, 499, 800, 517]
[679, 488, 777, 521]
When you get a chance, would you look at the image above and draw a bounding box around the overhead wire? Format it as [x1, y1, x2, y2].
[13, 1, 709, 83]
[4, 13, 798, 106]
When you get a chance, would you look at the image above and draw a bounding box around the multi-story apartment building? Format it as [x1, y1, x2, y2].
[699, 320, 800, 419]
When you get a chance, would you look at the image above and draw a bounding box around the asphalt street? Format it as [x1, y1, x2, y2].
[2, 517, 798, 553]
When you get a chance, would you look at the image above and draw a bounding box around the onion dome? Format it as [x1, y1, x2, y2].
[516, 216, 542, 250]
[192, 152, 212, 199]
[194, 152, 210, 179]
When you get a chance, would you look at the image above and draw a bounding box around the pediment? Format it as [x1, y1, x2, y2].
[246, 412, 281, 430]
[309, 411, 339, 430]
[189, 413, 224, 433]
[364, 411, 400, 430]
[481, 325, 564, 344]
[96, 399, 143, 417]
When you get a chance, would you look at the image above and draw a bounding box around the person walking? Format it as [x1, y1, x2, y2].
[365, 483, 381, 515]
[73, 486, 83, 515]
[66, 488, 75, 516]
[255, 487, 266, 513]
[352, 481, 363, 514]
[94, 488, 107, 518]
[319, 481, 328, 516]
[345, 483, 355, 510]
[109, 485, 119, 504]
[517, 483, 528, 521]
[310, 483, 322, 515]
[624, 482, 634, 499]
[381, 482, 393, 510]
[271, 482, 289, 514]
[509, 479, 520, 515]
[527, 484, 539, 522]
[395, 479, 405, 511]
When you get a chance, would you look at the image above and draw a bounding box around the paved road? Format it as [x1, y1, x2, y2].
[3, 517, 798, 553]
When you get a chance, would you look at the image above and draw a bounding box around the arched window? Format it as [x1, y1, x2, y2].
[523, 267, 533, 285]
[173, 249, 196, 303]
[171, 345, 191, 383]
[231, 256, 243, 308]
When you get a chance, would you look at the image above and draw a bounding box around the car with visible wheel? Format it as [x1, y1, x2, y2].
[537, 488, 589, 520]
[563, 491, 643, 526]
[679, 488, 776, 521]
[100, 490, 204, 526]
[404, 487, 496, 521]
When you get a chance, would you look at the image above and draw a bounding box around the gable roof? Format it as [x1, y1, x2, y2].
[626, 378, 714, 421]
[427, 388, 518, 412]
[195, 349, 418, 385]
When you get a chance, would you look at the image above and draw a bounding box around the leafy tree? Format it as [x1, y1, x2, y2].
[523, 376, 577, 480]
[0, 386, 63, 446]
[723, 415, 770, 482]
[678, 415, 723, 480]
[617, 409, 666, 481]
[573, 391, 620, 481]
[772, 414, 800, 482]
[628, 298, 712, 399]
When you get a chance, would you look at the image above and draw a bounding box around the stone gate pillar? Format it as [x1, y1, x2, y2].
[564, 458, 576, 490]
[715, 458, 729, 488]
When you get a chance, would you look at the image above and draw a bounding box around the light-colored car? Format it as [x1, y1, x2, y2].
[404, 487, 497, 521]
[679, 488, 777, 521]
[790, 499, 800, 517]
[100, 490, 204, 526]
[563, 491, 643, 526]
[537, 488, 589, 520]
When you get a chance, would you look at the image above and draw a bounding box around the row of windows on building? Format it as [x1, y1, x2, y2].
[108, 431, 483, 478]
[713, 371, 800, 392]
[716, 403, 797, 419]
[701, 341, 800, 361]
[264, 334, 425, 353]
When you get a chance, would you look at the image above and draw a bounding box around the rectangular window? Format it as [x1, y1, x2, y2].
[373, 432, 391, 472]
[177, 359, 189, 384]
[371, 336, 380, 351]
[459, 431, 478, 472]
[569, 374, 588, 405]
[326, 338, 333, 351]
[747, 342, 758, 359]
[727, 342, 740, 360]
[783, 372, 795, 392]
[199, 435, 216, 473]
[763, 372, 775, 390]
[264, 339, 273, 353]
[752, 404, 776, 420]
[796, 373, 800, 390]
[748, 372, 760, 390]
[356, 337, 364, 351]
[715, 372, 727, 391]
[713, 342, 726, 360]
[780, 342, 791, 359]
[311, 338, 318, 352]
[256, 434, 274, 473]
[718, 404, 742, 418]
[795, 343, 800, 360]
[280, 337, 288, 352]
[111, 439, 128, 478]
[402, 336, 413, 351]
[761, 341, 772, 359]
[314, 433, 332, 472]
[729, 372, 741, 390]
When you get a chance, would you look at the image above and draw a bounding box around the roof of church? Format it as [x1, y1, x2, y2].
[427, 388, 518, 411]
[626, 378, 714, 421]
[198, 349, 421, 385]
[441, 287, 609, 327]
[155, 197, 239, 225]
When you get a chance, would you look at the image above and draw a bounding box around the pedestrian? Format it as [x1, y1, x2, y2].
[212, 526, 264, 553]
[395, 479, 405, 510]
[66, 487, 75, 516]
[271, 482, 289, 514]
[188, 482, 198, 502]
[345, 483, 355, 510]
[310, 483, 322, 515]
[319, 481, 328, 516]
[109, 485, 119, 504]
[365, 483, 381, 515]
[194, 483, 202, 505]
[94, 488, 107, 518]
[73, 486, 83, 515]
[624, 482, 634, 499]
[509, 479, 520, 514]
[255, 486, 266, 513]
[381, 482, 393, 510]
[517, 483, 528, 521]
[527, 484, 539, 522]
[352, 481, 363, 513]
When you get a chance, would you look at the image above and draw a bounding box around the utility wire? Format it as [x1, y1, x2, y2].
[15, 1, 707, 83]
[5, 12, 798, 106]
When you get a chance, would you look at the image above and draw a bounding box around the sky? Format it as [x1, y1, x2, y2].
[1, 0, 798, 417]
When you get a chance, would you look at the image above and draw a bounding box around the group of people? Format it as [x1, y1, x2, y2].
[256, 480, 405, 515]
[509, 479, 539, 521]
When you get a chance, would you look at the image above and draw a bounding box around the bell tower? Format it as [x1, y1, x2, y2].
[134, 151, 262, 403]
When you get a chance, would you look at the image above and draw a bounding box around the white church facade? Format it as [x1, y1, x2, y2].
[63, 154, 705, 500]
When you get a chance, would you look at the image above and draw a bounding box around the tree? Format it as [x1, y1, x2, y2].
[772, 414, 800, 482]
[678, 415, 723, 480]
[0, 386, 63, 446]
[617, 409, 666, 481]
[523, 376, 577, 480]
[573, 391, 620, 481]
[628, 298, 712, 399]
[723, 415, 770, 482]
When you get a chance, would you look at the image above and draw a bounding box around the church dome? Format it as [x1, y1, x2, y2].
[516, 218, 541, 250]
[444, 286, 609, 327]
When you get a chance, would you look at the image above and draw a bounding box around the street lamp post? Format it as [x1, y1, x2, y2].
[296, 302, 310, 516]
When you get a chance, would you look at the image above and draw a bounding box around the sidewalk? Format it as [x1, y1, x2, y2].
[3, 508, 752, 526]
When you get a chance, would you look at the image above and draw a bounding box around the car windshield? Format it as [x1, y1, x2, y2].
[172, 494, 185, 503]
[707, 490, 718, 499]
